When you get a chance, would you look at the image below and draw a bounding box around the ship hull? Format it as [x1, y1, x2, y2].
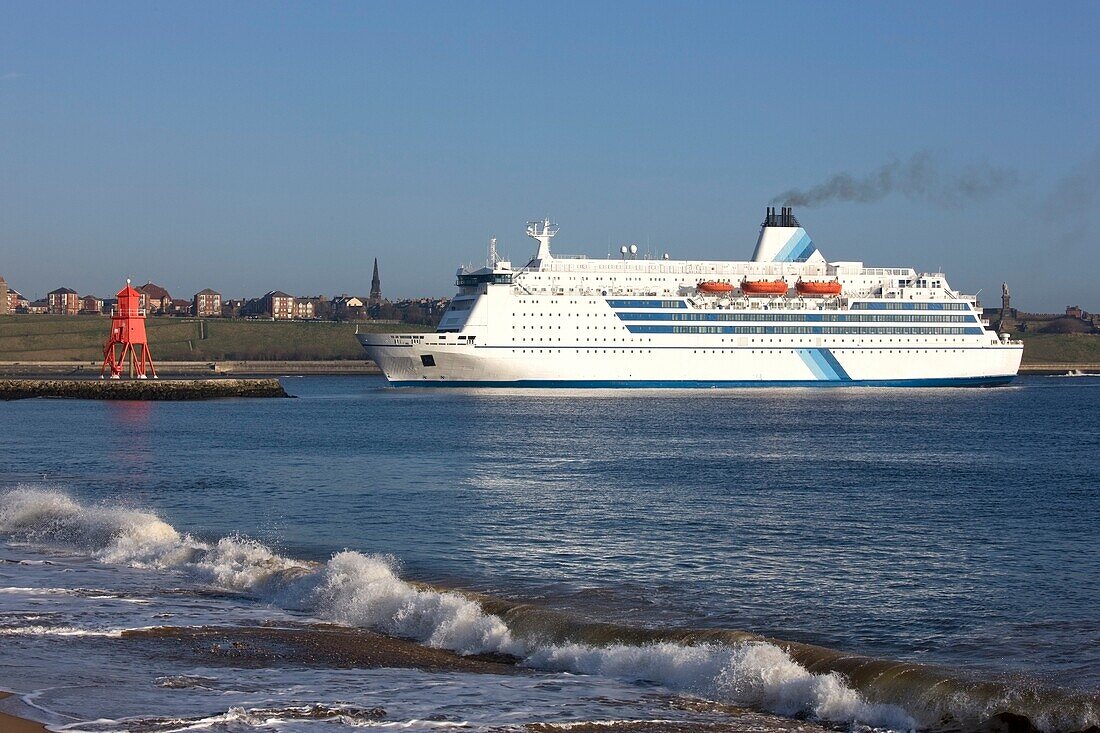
[358, 334, 1023, 388]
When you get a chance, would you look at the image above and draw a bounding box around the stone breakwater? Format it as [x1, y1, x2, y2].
[0, 378, 290, 401]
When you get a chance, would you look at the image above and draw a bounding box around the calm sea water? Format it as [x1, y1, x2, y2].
[1, 376, 1098, 731]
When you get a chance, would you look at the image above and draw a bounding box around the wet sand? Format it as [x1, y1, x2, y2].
[122, 623, 523, 673]
[0, 692, 49, 733]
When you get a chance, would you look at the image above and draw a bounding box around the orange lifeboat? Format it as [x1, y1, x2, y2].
[697, 280, 734, 294]
[795, 279, 842, 297]
[740, 279, 789, 296]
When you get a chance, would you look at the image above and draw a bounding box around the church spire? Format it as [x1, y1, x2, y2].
[369, 258, 382, 306]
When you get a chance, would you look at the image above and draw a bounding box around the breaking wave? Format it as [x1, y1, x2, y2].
[2, 487, 1096, 732]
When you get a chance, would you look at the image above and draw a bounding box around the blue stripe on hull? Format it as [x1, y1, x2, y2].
[817, 348, 852, 380]
[385, 376, 1017, 389]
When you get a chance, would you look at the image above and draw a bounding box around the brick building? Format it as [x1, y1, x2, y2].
[294, 298, 315, 320]
[137, 282, 172, 314]
[221, 298, 245, 318]
[193, 288, 222, 317]
[47, 287, 80, 315]
[262, 290, 295, 320]
[80, 295, 104, 315]
[9, 290, 29, 313]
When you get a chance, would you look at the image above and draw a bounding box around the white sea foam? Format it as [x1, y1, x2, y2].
[0, 487, 916, 731]
[305, 551, 521, 656]
[0, 625, 125, 637]
[0, 487, 190, 567]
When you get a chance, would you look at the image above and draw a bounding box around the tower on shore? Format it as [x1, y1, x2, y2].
[101, 279, 158, 380]
[369, 258, 382, 306]
[996, 282, 1016, 333]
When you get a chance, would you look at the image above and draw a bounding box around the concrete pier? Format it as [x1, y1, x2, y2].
[0, 378, 290, 401]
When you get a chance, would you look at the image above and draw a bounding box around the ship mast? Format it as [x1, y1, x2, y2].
[488, 237, 499, 268]
[526, 218, 558, 260]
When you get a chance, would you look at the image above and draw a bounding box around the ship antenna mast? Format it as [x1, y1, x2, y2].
[488, 237, 499, 267]
[526, 217, 558, 260]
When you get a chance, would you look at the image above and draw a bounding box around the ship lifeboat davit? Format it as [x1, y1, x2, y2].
[697, 280, 734, 294]
[740, 279, 789, 296]
[795, 279, 842, 297]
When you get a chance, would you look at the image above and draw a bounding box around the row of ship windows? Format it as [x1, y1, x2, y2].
[513, 312, 977, 323]
[852, 302, 971, 311]
[517, 298, 973, 312]
[626, 326, 984, 335]
[510, 324, 983, 336]
[524, 276, 692, 281]
[520, 299, 678, 306]
[506, 348, 974, 354]
[617, 313, 978, 323]
[609, 299, 975, 312]
[515, 312, 616, 317]
[510, 337, 976, 344]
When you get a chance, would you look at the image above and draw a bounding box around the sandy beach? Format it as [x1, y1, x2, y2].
[0, 692, 48, 733]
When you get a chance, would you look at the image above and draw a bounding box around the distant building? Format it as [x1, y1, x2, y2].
[1066, 305, 1085, 319]
[333, 295, 365, 320]
[8, 288, 27, 313]
[168, 298, 192, 315]
[302, 295, 332, 320]
[0, 276, 8, 315]
[369, 258, 382, 307]
[47, 287, 80, 315]
[137, 282, 172, 314]
[28, 298, 48, 314]
[193, 288, 222, 318]
[261, 290, 295, 320]
[80, 295, 104, 315]
[221, 298, 245, 318]
[294, 298, 315, 320]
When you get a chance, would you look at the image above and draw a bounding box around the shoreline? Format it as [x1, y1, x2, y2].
[1017, 363, 1100, 375]
[0, 693, 49, 733]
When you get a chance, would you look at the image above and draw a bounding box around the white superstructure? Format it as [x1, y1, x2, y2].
[359, 209, 1022, 387]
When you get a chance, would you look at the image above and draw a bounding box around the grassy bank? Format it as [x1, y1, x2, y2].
[0, 315, 426, 361]
[1015, 333, 1100, 364]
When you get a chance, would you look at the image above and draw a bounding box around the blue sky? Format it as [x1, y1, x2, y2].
[1, 1, 1097, 310]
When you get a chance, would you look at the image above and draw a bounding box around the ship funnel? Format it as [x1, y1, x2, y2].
[751, 206, 823, 263]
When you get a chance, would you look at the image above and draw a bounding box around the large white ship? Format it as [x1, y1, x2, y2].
[359, 208, 1023, 387]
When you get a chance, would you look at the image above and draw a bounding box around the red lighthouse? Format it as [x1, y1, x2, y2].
[101, 279, 158, 379]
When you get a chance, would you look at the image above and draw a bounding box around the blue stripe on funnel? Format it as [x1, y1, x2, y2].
[773, 230, 818, 262]
[774, 231, 808, 262]
[792, 237, 818, 262]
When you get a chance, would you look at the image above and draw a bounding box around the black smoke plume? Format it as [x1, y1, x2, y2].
[771, 152, 1018, 208]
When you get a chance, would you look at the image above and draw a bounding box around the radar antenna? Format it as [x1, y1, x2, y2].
[526, 217, 558, 260]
